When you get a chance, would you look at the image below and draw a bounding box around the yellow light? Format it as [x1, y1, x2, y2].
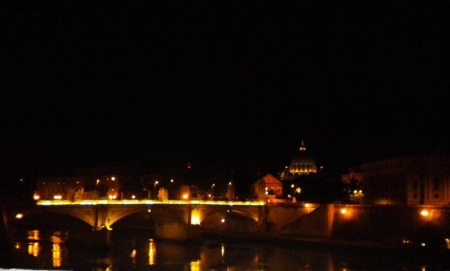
[191, 216, 200, 225]
[52, 243, 62, 267]
[33, 194, 40, 200]
[53, 195, 62, 200]
[36, 199, 266, 206]
[191, 208, 200, 225]
[148, 239, 156, 265]
[16, 213, 23, 219]
[111, 177, 115, 181]
[183, 194, 188, 200]
[305, 203, 310, 208]
[190, 260, 200, 271]
[28, 242, 39, 257]
[340, 208, 347, 214]
[420, 210, 429, 217]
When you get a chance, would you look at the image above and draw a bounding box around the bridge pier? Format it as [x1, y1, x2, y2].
[1, 208, 13, 267]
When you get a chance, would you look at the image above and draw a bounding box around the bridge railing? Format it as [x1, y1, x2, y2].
[36, 199, 266, 206]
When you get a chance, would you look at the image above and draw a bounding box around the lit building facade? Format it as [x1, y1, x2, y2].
[35, 167, 125, 201]
[342, 153, 450, 205]
[280, 141, 317, 180]
[252, 174, 283, 202]
[35, 177, 86, 201]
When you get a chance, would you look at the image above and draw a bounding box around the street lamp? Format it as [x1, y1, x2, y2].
[154, 181, 159, 200]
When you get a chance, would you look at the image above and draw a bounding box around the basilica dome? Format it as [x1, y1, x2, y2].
[280, 141, 317, 180]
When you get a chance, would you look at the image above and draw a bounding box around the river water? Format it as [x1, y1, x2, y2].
[5, 228, 450, 271]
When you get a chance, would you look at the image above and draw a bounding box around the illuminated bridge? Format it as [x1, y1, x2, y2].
[24, 199, 330, 241]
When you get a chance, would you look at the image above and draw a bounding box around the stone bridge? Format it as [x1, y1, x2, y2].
[20, 199, 329, 241]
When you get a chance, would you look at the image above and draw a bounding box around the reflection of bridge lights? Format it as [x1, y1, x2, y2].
[148, 239, 156, 265]
[131, 249, 137, 265]
[28, 242, 39, 257]
[52, 243, 62, 267]
[190, 260, 200, 271]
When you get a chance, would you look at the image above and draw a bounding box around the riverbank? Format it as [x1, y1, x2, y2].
[199, 230, 450, 254]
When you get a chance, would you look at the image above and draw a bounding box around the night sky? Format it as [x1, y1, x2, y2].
[2, 2, 450, 185]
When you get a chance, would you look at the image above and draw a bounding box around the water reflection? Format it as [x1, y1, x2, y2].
[148, 238, 156, 265]
[9, 229, 450, 271]
[27, 242, 39, 257]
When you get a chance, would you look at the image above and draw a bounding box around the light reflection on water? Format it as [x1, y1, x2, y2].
[9, 229, 450, 271]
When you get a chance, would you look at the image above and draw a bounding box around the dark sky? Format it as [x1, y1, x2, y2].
[2, 2, 450, 180]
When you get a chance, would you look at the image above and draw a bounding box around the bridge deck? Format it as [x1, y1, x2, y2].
[36, 199, 266, 206]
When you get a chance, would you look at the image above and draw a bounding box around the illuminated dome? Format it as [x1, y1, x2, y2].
[280, 141, 317, 180]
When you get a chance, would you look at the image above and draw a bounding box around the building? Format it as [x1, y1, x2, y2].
[35, 172, 122, 201]
[280, 140, 317, 180]
[252, 173, 283, 203]
[35, 176, 87, 201]
[342, 153, 450, 205]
